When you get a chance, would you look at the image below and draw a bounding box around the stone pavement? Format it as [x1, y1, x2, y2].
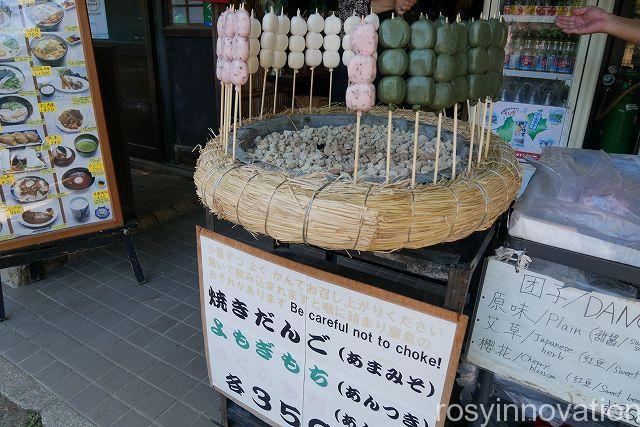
[0, 211, 223, 426]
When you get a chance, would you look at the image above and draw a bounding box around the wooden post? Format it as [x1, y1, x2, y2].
[433, 110, 442, 184]
[410, 110, 419, 188]
[477, 98, 488, 165]
[452, 103, 458, 179]
[328, 69, 333, 107]
[354, 111, 361, 184]
[291, 69, 297, 110]
[385, 109, 392, 184]
[232, 87, 239, 162]
[260, 67, 268, 118]
[309, 67, 315, 111]
[484, 98, 495, 159]
[272, 68, 279, 114]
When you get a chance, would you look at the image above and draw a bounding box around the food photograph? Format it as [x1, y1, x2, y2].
[30, 30, 84, 67]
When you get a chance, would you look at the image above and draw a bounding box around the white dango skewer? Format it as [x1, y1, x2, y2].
[231, 5, 250, 162]
[248, 11, 261, 120]
[272, 8, 289, 114]
[341, 12, 359, 68]
[346, 18, 377, 184]
[305, 9, 323, 111]
[322, 12, 341, 106]
[288, 9, 306, 109]
[260, 6, 277, 118]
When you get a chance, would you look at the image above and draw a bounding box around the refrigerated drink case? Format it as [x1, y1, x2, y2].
[483, 0, 611, 159]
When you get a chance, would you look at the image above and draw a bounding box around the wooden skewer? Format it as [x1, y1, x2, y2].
[232, 87, 239, 162]
[484, 98, 495, 159]
[477, 97, 488, 165]
[248, 73, 252, 120]
[220, 82, 226, 154]
[385, 109, 392, 184]
[239, 83, 243, 120]
[354, 111, 361, 184]
[452, 103, 458, 179]
[273, 68, 279, 114]
[467, 100, 476, 173]
[291, 70, 297, 109]
[410, 110, 419, 188]
[328, 69, 333, 107]
[309, 67, 315, 112]
[260, 67, 268, 118]
[226, 83, 233, 155]
[433, 110, 442, 184]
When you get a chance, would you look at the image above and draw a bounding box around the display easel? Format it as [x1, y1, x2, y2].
[0, 223, 145, 322]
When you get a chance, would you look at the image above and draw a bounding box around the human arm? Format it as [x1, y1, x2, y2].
[371, 0, 416, 14]
[556, 6, 640, 43]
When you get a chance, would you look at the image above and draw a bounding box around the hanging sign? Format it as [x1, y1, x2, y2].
[468, 257, 640, 426]
[197, 227, 467, 427]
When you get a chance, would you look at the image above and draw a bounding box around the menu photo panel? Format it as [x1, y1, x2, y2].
[0, 0, 122, 251]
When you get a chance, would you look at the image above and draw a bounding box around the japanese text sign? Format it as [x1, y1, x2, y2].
[197, 228, 467, 427]
[468, 258, 640, 426]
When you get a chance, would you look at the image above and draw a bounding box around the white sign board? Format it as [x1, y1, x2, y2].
[87, 0, 109, 40]
[198, 228, 467, 427]
[468, 258, 640, 426]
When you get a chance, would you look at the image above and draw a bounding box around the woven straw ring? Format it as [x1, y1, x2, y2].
[352, 184, 374, 250]
[404, 189, 417, 249]
[440, 184, 460, 243]
[302, 180, 336, 245]
[236, 172, 262, 228]
[264, 178, 290, 236]
[209, 164, 243, 215]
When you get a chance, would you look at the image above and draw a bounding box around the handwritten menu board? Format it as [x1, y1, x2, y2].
[468, 258, 640, 426]
[198, 228, 467, 427]
[0, 0, 121, 251]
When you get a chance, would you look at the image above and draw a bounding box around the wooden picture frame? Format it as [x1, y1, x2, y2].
[197, 226, 468, 427]
[0, 0, 123, 252]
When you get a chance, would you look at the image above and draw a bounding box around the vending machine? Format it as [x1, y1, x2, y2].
[483, 0, 614, 160]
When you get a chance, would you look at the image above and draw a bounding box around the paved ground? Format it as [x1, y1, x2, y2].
[0, 211, 224, 426]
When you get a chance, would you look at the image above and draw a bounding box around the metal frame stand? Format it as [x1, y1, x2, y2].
[0, 224, 145, 322]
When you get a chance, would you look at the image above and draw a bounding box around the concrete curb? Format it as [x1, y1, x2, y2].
[0, 355, 93, 427]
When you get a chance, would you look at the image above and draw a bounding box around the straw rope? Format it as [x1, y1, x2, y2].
[194, 106, 521, 251]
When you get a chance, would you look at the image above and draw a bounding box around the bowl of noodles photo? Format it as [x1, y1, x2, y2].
[25, 1, 64, 32]
[30, 34, 67, 66]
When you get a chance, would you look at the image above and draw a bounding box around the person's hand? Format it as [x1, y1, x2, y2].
[555, 6, 612, 35]
[394, 0, 416, 15]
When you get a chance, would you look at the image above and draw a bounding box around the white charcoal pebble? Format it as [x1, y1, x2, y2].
[305, 32, 323, 50]
[307, 12, 324, 33]
[341, 34, 351, 51]
[323, 51, 340, 69]
[323, 13, 341, 35]
[273, 51, 286, 69]
[247, 124, 459, 180]
[259, 49, 274, 67]
[249, 38, 260, 56]
[248, 56, 259, 74]
[250, 17, 261, 39]
[290, 10, 307, 35]
[344, 14, 360, 33]
[323, 34, 340, 51]
[288, 35, 305, 52]
[275, 34, 288, 51]
[288, 51, 304, 69]
[305, 49, 322, 67]
[260, 32, 276, 50]
[262, 7, 278, 32]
